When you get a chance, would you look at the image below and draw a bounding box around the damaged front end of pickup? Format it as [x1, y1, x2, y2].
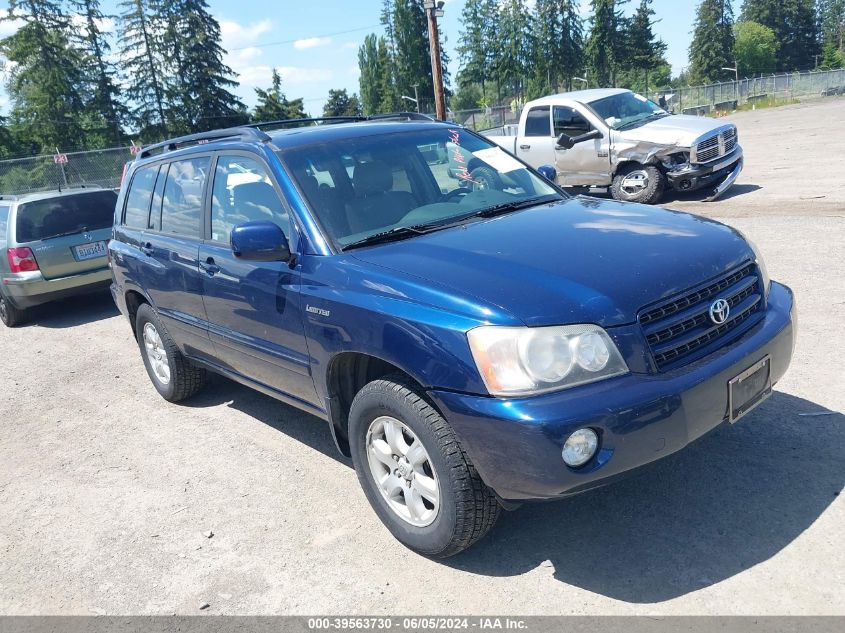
[616, 123, 744, 202]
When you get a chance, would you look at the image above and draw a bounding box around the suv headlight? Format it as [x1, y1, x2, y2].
[747, 238, 771, 299]
[467, 324, 629, 397]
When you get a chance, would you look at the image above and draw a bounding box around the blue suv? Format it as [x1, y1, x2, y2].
[110, 117, 795, 557]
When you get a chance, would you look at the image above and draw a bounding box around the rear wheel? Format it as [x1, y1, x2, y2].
[469, 165, 503, 192]
[0, 292, 25, 328]
[135, 303, 207, 402]
[611, 163, 666, 204]
[349, 375, 500, 558]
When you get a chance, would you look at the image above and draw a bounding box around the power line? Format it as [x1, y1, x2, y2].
[228, 24, 381, 52]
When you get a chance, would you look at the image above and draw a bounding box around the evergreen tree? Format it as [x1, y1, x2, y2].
[819, 0, 845, 52]
[375, 36, 398, 112]
[390, 0, 434, 108]
[532, 0, 584, 93]
[741, 0, 819, 71]
[497, 0, 533, 99]
[585, 0, 628, 87]
[358, 34, 382, 115]
[456, 0, 489, 90]
[70, 0, 127, 146]
[733, 21, 779, 75]
[117, 0, 168, 138]
[688, 0, 735, 84]
[0, 0, 88, 151]
[323, 89, 363, 117]
[621, 0, 667, 93]
[252, 69, 306, 122]
[156, 0, 245, 133]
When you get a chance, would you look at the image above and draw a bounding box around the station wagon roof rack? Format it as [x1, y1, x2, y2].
[367, 112, 436, 122]
[136, 127, 272, 160]
[247, 112, 437, 133]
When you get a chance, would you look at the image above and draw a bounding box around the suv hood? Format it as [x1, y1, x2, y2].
[617, 115, 730, 148]
[351, 197, 753, 327]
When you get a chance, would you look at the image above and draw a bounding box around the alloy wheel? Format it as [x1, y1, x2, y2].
[143, 322, 171, 385]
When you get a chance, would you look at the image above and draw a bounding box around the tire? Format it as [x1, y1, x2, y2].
[349, 375, 501, 558]
[611, 163, 666, 204]
[135, 303, 207, 402]
[469, 165, 503, 192]
[0, 291, 25, 328]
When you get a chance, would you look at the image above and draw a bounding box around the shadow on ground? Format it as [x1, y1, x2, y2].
[181, 376, 842, 603]
[25, 291, 119, 329]
[664, 183, 762, 204]
[185, 374, 350, 467]
[445, 391, 843, 602]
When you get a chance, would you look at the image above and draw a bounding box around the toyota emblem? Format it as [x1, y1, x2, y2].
[709, 298, 731, 325]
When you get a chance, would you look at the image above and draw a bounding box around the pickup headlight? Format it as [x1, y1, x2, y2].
[467, 324, 629, 397]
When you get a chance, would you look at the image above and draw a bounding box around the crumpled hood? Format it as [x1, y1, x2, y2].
[352, 197, 753, 327]
[617, 115, 731, 148]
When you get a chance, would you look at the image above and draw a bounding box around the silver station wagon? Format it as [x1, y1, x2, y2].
[0, 188, 117, 327]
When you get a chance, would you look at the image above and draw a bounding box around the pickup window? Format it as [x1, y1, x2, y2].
[553, 106, 591, 136]
[524, 106, 551, 137]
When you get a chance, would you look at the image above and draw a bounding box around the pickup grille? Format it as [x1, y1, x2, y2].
[692, 126, 738, 164]
[640, 263, 764, 370]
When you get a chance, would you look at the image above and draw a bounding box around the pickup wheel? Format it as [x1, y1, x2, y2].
[135, 303, 207, 402]
[0, 291, 25, 328]
[611, 164, 666, 204]
[348, 375, 501, 558]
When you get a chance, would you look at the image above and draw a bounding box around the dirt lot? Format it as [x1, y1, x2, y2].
[1, 98, 843, 615]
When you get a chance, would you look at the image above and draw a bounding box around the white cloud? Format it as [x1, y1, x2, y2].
[0, 18, 24, 38]
[70, 14, 114, 33]
[341, 41, 359, 50]
[293, 36, 332, 50]
[278, 66, 334, 84]
[219, 18, 273, 51]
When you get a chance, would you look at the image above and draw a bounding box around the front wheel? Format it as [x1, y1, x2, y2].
[349, 375, 501, 558]
[611, 164, 666, 204]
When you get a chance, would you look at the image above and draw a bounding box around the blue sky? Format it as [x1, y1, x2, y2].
[0, 0, 741, 116]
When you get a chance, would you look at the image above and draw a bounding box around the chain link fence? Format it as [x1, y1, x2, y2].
[450, 68, 845, 130]
[0, 146, 135, 196]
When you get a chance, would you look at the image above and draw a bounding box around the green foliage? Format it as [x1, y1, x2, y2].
[323, 89, 363, 117]
[818, 1, 845, 53]
[0, 2, 88, 152]
[733, 21, 779, 76]
[820, 41, 845, 68]
[252, 69, 306, 122]
[533, 0, 584, 92]
[740, 0, 818, 71]
[689, 0, 735, 84]
[585, 0, 629, 87]
[497, 0, 533, 97]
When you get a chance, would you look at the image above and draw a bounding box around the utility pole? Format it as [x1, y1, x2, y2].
[423, 1, 446, 120]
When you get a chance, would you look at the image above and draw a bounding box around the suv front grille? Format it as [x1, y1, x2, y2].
[639, 263, 764, 370]
[692, 126, 738, 164]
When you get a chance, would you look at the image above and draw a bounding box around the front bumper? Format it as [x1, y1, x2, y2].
[2, 267, 111, 309]
[667, 147, 743, 201]
[428, 281, 795, 502]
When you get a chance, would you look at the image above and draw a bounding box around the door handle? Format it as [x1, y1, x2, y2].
[140, 242, 153, 256]
[519, 144, 531, 150]
[200, 257, 220, 276]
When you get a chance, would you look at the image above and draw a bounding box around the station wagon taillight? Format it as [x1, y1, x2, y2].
[7, 247, 39, 273]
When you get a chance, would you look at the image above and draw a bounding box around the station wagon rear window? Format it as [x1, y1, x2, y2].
[15, 190, 117, 242]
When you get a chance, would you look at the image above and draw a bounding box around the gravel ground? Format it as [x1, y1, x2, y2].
[1, 98, 843, 616]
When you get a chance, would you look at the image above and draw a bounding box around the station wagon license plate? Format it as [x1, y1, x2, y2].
[728, 356, 772, 423]
[73, 241, 107, 261]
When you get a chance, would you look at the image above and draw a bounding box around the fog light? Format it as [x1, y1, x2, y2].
[562, 428, 599, 467]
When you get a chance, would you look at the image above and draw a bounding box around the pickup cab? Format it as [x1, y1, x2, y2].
[460, 88, 743, 204]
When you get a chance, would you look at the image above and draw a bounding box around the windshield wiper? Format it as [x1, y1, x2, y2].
[341, 225, 430, 251]
[43, 226, 88, 240]
[471, 194, 561, 219]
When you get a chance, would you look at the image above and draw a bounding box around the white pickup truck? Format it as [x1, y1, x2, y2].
[452, 88, 743, 204]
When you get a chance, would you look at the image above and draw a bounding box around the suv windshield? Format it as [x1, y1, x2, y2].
[588, 92, 668, 130]
[16, 190, 117, 242]
[281, 127, 561, 249]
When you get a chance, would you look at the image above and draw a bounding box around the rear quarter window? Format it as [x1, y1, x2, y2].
[123, 165, 159, 229]
[15, 190, 118, 242]
[0, 204, 9, 248]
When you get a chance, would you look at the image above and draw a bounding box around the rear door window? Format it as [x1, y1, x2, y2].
[524, 106, 551, 137]
[160, 157, 210, 239]
[16, 190, 118, 242]
[0, 204, 9, 247]
[123, 165, 159, 229]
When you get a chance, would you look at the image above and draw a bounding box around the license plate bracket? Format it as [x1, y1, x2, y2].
[728, 355, 772, 423]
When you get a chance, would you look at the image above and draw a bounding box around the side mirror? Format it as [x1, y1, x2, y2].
[556, 128, 603, 149]
[231, 221, 291, 262]
[537, 165, 556, 182]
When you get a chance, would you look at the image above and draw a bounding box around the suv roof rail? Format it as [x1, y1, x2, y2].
[250, 116, 367, 131]
[366, 112, 436, 122]
[137, 127, 271, 160]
